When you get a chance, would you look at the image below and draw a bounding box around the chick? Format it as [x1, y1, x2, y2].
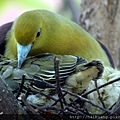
[84, 67, 120, 114]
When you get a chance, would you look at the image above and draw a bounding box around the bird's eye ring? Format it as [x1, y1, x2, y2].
[36, 29, 41, 38]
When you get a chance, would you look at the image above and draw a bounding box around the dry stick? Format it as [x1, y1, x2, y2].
[28, 77, 68, 106]
[26, 76, 110, 113]
[29, 86, 57, 101]
[30, 100, 87, 116]
[16, 74, 26, 99]
[25, 80, 34, 99]
[61, 89, 111, 113]
[54, 57, 64, 109]
[34, 103, 84, 116]
[94, 79, 106, 108]
[65, 106, 84, 115]
[51, 92, 68, 106]
[82, 77, 120, 97]
[21, 94, 46, 120]
[23, 70, 115, 113]
[75, 107, 91, 115]
[29, 85, 85, 115]
[35, 105, 84, 116]
[33, 76, 57, 88]
[30, 104, 64, 112]
[70, 101, 91, 115]
[108, 102, 116, 112]
[109, 94, 120, 115]
[30, 104, 79, 117]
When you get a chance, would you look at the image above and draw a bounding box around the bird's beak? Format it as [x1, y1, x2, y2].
[17, 43, 32, 68]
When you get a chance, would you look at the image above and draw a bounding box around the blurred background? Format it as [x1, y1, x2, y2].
[0, 0, 80, 26]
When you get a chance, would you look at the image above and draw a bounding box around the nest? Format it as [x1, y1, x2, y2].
[14, 58, 120, 120]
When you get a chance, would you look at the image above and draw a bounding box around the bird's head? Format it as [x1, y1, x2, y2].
[14, 11, 42, 68]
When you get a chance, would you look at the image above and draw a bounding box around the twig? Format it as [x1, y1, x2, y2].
[54, 57, 64, 109]
[33, 76, 56, 88]
[29, 86, 57, 101]
[94, 79, 106, 108]
[30, 104, 63, 111]
[82, 77, 120, 96]
[21, 94, 46, 120]
[51, 92, 68, 106]
[109, 94, 120, 115]
[26, 77, 111, 113]
[28, 103, 84, 116]
[61, 89, 111, 113]
[16, 74, 26, 99]
[65, 106, 84, 115]
[70, 101, 91, 115]
[15, 64, 120, 116]
[108, 102, 116, 112]
[25, 80, 34, 98]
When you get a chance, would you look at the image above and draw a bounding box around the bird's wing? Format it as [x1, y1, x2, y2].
[0, 53, 87, 91]
[0, 22, 13, 54]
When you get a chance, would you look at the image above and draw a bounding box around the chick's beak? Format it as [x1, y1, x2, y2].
[17, 43, 32, 68]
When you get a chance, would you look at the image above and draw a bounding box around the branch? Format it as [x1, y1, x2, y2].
[82, 77, 120, 96]
[16, 74, 26, 99]
[54, 57, 64, 109]
[0, 78, 18, 119]
[94, 79, 106, 108]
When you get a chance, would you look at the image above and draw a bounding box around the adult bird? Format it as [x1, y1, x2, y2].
[0, 9, 114, 68]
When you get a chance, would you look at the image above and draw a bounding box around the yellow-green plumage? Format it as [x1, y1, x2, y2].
[5, 9, 111, 67]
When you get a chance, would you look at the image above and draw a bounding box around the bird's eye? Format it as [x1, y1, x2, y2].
[36, 29, 41, 38]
